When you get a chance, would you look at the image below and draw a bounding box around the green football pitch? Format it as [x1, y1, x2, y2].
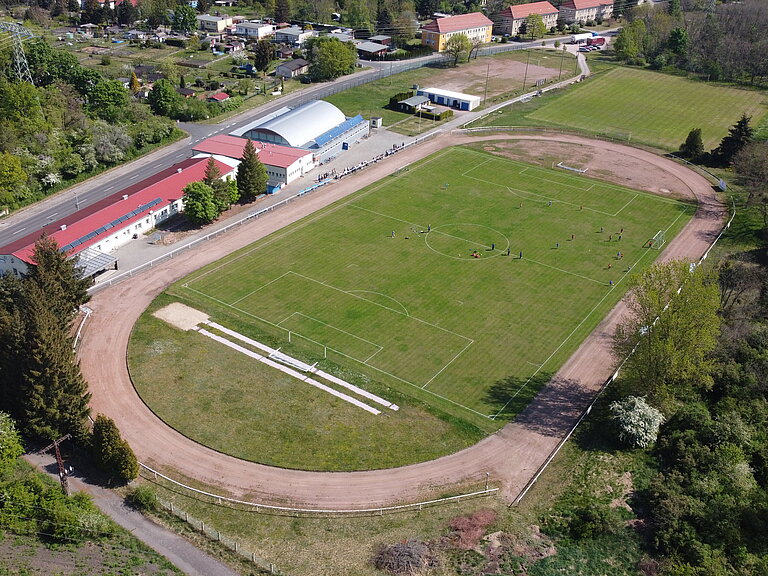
[171, 146, 693, 423]
[518, 68, 768, 150]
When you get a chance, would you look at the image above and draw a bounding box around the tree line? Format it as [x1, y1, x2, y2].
[0, 239, 138, 484]
[614, 0, 768, 86]
[0, 39, 177, 211]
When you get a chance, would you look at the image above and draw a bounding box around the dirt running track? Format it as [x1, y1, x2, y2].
[80, 133, 725, 508]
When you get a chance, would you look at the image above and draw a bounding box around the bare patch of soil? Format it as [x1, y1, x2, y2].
[153, 302, 209, 331]
[476, 140, 691, 199]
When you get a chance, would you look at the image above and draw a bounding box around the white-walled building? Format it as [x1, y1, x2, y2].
[191, 134, 315, 192]
[0, 158, 232, 277]
[235, 21, 275, 38]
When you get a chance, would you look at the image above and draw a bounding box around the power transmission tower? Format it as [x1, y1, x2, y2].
[38, 434, 73, 495]
[0, 22, 34, 85]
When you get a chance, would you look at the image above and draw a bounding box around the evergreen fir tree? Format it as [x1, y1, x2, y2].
[20, 281, 91, 441]
[712, 114, 753, 166]
[236, 140, 267, 200]
[129, 71, 140, 95]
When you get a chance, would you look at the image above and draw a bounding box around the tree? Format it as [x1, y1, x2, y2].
[734, 141, 768, 228]
[0, 412, 23, 475]
[252, 39, 275, 77]
[88, 80, 129, 123]
[182, 181, 218, 224]
[712, 114, 753, 166]
[129, 72, 141, 96]
[0, 152, 28, 207]
[526, 13, 547, 40]
[91, 415, 139, 484]
[275, 0, 291, 21]
[307, 38, 358, 81]
[613, 260, 720, 405]
[27, 235, 91, 323]
[236, 139, 267, 199]
[613, 19, 647, 62]
[679, 128, 704, 160]
[610, 396, 665, 448]
[147, 78, 180, 117]
[344, 0, 371, 30]
[203, 157, 231, 212]
[444, 34, 471, 66]
[172, 3, 197, 34]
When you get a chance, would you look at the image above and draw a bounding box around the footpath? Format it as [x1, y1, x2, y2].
[25, 453, 240, 576]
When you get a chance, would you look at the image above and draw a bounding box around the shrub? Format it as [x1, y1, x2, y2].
[125, 484, 158, 512]
[448, 508, 498, 549]
[610, 396, 665, 449]
[91, 415, 139, 484]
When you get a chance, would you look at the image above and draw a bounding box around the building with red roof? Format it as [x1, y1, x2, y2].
[494, 2, 559, 36]
[191, 134, 315, 190]
[0, 157, 232, 277]
[421, 12, 493, 52]
[558, 0, 613, 24]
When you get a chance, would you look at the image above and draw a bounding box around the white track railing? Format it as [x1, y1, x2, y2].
[140, 463, 497, 516]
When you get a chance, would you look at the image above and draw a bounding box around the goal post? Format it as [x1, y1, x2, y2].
[648, 230, 666, 250]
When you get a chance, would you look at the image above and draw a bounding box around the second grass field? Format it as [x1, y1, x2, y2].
[163, 145, 692, 425]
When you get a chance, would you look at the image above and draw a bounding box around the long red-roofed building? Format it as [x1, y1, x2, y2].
[558, 0, 613, 24]
[495, 2, 559, 36]
[421, 12, 493, 52]
[0, 157, 232, 277]
[191, 134, 315, 190]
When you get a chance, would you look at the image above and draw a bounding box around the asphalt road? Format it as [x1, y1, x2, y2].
[0, 35, 585, 248]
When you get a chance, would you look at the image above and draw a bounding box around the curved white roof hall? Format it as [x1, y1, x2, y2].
[251, 100, 346, 147]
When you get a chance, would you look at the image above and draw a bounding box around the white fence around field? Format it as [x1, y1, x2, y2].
[141, 463, 497, 516]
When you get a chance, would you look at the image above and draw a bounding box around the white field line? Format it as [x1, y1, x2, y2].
[207, 321, 397, 411]
[422, 339, 475, 389]
[230, 270, 292, 306]
[522, 257, 607, 286]
[197, 327, 381, 415]
[613, 194, 638, 217]
[185, 149, 455, 287]
[186, 284, 493, 420]
[287, 311, 384, 354]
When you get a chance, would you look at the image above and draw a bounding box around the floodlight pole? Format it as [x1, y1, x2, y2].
[38, 434, 73, 495]
[522, 49, 531, 92]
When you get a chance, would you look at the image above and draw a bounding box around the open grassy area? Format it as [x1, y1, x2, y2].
[325, 49, 577, 128]
[479, 67, 768, 150]
[130, 145, 691, 470]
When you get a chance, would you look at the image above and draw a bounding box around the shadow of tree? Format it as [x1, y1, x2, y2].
[483, 371, 553, 422]
[499, 375, 597, 438]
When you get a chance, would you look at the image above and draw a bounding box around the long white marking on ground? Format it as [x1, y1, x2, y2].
[205, 321, 398, 411]
[197, 327, 381, 415]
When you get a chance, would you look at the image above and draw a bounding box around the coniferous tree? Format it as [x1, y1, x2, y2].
[236, 139, 267, 200]
[129, 72, 140, 95]
[27, 235, 92, 323]
[275, 0, 291, 22]
[20, 280, 91, 441]
[91, 414, 138, 484]
[0, 274, 25, 416]
[712, 114, 753, 166]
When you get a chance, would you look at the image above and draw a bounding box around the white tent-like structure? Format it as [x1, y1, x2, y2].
[236, 101, 346, 148]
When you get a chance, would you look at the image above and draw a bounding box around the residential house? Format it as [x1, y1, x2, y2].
[207, 92, 230, 102]
[369, 34, 392, 46]
[558, 0, 613, 24]
[356, 41, 388, 60]
[494, 1, 559, 36]
[235, 21, 275, 38]
[421, 12, 493, 52]
[196, 14, 234, 33]
[273, 25, 315, 46]
[274, 58, 310, 78]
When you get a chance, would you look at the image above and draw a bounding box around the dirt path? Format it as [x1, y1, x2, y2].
[79, 133, 724, 508]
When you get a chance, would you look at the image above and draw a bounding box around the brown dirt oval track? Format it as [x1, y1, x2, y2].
[79, 133, 725, 508]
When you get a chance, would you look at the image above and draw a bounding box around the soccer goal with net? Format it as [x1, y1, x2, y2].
[647, 230, 666, 249]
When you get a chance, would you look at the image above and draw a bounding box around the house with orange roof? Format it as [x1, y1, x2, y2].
[421, 12, 493, 52]
[558, 0, 613, 24]
[494, 1, 559, 36]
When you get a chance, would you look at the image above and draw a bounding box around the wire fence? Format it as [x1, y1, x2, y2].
[141, 463, 498, 517]
[155, 496, 284, 575]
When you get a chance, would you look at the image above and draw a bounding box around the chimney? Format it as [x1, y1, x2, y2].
[177, 168, 183, 173]
[60, 224, 67, 231]
[123, 194, 128, 200]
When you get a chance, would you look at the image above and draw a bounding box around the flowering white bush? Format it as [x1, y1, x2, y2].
[610, 395, 664, 448]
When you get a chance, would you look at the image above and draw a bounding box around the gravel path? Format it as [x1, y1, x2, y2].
[79, 132, 725, 508]
[25, 453, 240, 576]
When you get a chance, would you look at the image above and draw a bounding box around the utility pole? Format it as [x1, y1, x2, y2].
[483, 61, 490, 104]
[522, 49, 531, 92]
[38, 434, 72, 495]
[558, 44, 566, 81]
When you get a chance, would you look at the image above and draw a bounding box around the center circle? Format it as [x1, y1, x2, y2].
[424, 223, 510, 260]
